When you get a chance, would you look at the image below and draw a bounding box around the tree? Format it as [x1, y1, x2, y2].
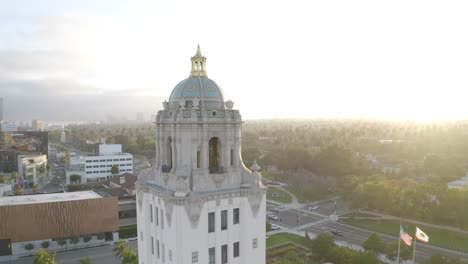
[362, 233, 385, 253]
[34, 249, 56, 264]
[111, 165, 120, 175]
[41, 241, 50, 249]
[79, 257, 93, 264]
[0, 175, 7, 184]
[114, 239, 138, 264]
[38, 164, 46, 176]
[56, 238, 67, 247]
[14, 185, 24, 195]
[266, 222, 272, 232]
[310, 233, 335, 259]
[33, 184, 39, 193]
[69, 236, 80, 245]
[24, 243, 34, 251]
[70, 174, 81, 184]
[11, 171, 19, 182]
[385, 241, 411, 261]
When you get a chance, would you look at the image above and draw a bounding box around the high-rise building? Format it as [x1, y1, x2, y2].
[32, 119, 44, 131]
[137, 46, 266, 264]
[0, 97, 3, 123]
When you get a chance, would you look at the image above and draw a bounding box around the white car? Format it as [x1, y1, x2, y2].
[267, 214, 279, 220]
[309, 206, 319, 210]
[271, 224, 280, 230]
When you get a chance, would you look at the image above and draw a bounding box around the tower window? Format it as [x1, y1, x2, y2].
[233, 208, 239, 224]
[209, 137, 221, 173]
[166, 137, 173, 169]
[221, 210, 227, 230]
[185, 100, 193, 108]
[234, 242, 240, 258]
[209, 247, 215, 264]
[230, 149, 234, 166]
[208, 212, 215, 233]
[222, 244, 228, 264]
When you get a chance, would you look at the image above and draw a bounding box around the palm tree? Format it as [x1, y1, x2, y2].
[34, 249, 56, 264]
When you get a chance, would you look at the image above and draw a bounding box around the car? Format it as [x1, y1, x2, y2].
[309, 206, 319, 210]
[267, 214, 279, 221]
[330, 230, 343, 237]
[270, 224, 280, 230]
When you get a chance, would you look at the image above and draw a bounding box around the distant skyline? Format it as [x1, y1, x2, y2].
[1, 0, 467, 120]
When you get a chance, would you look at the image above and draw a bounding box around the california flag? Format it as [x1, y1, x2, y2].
[415, 227, 429, 243]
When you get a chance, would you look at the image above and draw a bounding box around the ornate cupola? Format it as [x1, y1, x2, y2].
[190, 45, 207, 77]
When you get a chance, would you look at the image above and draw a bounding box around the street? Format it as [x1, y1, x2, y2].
[9, 241, 137, 264]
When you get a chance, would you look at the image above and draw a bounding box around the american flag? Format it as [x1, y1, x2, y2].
[400, 226, 413, 246]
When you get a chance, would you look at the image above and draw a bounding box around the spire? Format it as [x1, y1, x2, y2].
[196, 44, 202, 56]
[190, 44, 207, 77]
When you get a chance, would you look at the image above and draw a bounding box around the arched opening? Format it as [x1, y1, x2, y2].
[209, 137, 221, 173]
[162, 137, 172, 172]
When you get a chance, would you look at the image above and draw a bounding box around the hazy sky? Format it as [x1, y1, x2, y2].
[1, 0, 467, 120]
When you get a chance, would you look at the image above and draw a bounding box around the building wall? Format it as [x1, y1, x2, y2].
[137, 191, 266, 264]
[0, 196, 119, 242]
[67, 154, 133, 183]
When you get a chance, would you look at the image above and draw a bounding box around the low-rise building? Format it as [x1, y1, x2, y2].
[0, 123, 17, 132]
[0, 191, 119, 259]
[66, 144, 133, 184]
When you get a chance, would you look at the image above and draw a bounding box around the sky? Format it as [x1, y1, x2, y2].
[1, 0, 468, 121]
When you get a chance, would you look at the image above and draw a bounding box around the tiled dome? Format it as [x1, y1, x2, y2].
[169, 76, 225, 110]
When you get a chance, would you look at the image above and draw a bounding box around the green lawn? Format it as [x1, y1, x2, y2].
[266, 233, 310, 249]
[284, 186, 331, 203]
[342, 219, 468, 252]
[262, 171, 288, 182]
[119, 225, 137, 238]
[267, 186, 293, 204]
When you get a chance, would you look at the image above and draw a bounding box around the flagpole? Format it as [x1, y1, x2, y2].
[412, 227, 417, 264]
[397, 224, 401, 264]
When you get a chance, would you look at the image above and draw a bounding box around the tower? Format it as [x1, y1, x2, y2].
[137, 46, 266, 264]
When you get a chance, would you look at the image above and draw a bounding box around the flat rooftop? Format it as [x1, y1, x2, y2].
[0, 191, 102, 206]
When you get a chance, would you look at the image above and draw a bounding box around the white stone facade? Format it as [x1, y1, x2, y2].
[137, 46, 266, 264]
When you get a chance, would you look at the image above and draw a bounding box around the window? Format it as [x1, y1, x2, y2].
[208, 137, 220, 172]
[209, 247, 215, 264]
[208, 212, 215, 233]
[230, 149, 234, 166]
[157, 240, 160, 258]
[156, 206, 159, 226]
[162, 244, 165, 262]
[233, 242, 239, 258]
[221, 245, 228, 264]
[169, 249, 172, 261]
[192, 251, 198, 263]
[161, 209, 164, 229]
[233, 208, 239, 224]
[196, 151, 201, 168]
[150, 205, 153, 223]
[221, 210, 227, 230]
[252, 238, 258, 249]
[151, 237, 154, 255]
